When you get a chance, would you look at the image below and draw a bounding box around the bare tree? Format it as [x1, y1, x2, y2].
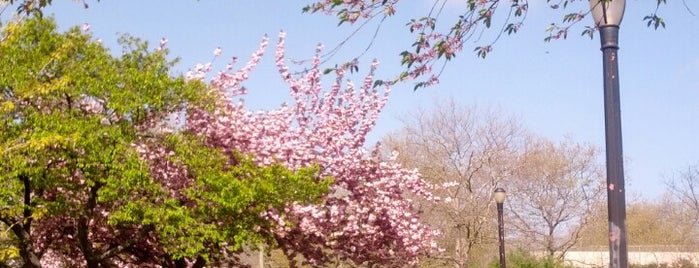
[383, 98, 524, 268]
[507, 137, 605, 260]
[666, 163, 699, 224]
[577, 197, 698, 250]
[628, 199, 697, 248]
[665, 163, 699, 247]
[383, 99, 615, 265]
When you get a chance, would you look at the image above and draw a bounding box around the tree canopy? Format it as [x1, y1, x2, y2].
[0, 16, 329, 267]
[0, 13, 446, 267]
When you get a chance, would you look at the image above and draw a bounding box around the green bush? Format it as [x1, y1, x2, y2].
[629, 258, 698, 268]
[671, 258, 699, 268]
[631, 264, 670, 268]
[488, 249, 573, 268]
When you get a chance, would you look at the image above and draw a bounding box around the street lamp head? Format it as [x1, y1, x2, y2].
[589, 0, 625, 27]
[494, 188, 506, 204]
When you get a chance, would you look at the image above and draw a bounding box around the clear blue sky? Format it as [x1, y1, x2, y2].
[6, 0, 697, 199]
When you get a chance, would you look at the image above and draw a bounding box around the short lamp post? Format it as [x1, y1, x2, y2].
[589, 0, 628, 267]
[494, 188, 506, 268]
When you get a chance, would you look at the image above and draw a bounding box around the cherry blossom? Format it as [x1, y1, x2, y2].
[178, 33, 441, 266]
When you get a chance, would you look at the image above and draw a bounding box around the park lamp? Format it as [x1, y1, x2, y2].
[590, 0, 628, 267]
[494, 188, 506, 204]
[589, 0, 625, 27]
[494, 187, 507, 268]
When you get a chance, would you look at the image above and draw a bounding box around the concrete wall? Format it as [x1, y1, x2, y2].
[562, 251, 699, 267]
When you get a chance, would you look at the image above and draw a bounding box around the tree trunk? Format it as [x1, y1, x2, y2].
[173, 258, 187, 268]
[78, 184, 101, 268]
[6, 222, 42, 268]
[454, 237, 461, 268]
[9, 175, 43, 268]
[191, 255, 206, 268]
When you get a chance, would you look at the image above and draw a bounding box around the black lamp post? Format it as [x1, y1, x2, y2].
[494, 188, 506, 268]
[589, 0, 628, 267]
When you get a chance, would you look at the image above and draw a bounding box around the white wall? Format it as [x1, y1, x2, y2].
[561, 251, 699, 267]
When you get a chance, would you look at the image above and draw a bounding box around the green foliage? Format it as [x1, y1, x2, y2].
[0, 15, 206, 265]
[0, 223, 19, 264]
[143, 134, 332, 260]
[632, 264, 670, 268]
[0, 15, 198, 216]
[644, 14, 666, 29]
[488, 249, 573, 268]
[0, 16, 330, 266]
[630, 258, 699, 268]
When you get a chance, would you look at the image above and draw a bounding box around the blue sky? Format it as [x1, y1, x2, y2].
[6, 0, 697, 199]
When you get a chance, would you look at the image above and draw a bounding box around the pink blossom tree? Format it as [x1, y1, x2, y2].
[182, 33, 441, 266]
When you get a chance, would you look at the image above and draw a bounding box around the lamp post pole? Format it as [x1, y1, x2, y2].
[494, 188, 506, 268]
[589, 1, 628, 267]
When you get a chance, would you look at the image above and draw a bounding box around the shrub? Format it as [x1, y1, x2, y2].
[488, 249, 573, 268]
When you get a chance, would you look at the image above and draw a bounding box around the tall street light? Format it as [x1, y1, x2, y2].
[494, 188, 507, 268]
[589, 0, 627, 267]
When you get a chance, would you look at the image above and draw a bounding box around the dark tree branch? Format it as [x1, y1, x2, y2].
[1, 216, 41, 268]
[20, 175, 32, 234]
[77, 180, 102, 268]
[97, 225, 153, 262]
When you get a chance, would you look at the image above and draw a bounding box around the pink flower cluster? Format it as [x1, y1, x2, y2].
[179, 33, 440, 266]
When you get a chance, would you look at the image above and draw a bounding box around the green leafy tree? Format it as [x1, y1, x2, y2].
[0, 17, 329, 267]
